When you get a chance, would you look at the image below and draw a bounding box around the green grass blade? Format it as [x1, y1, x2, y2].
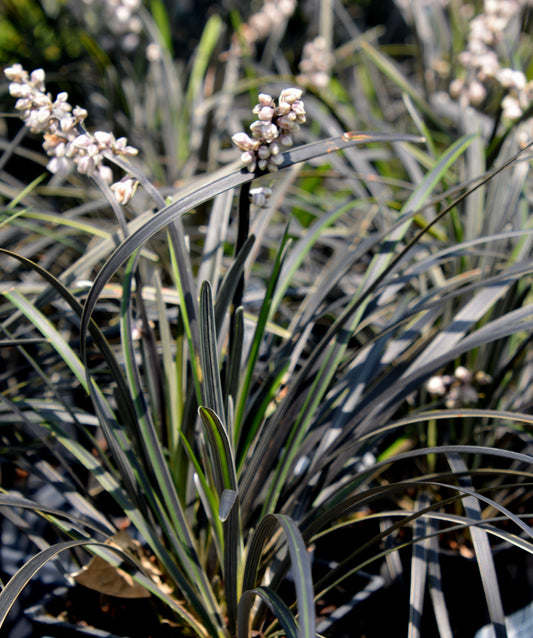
[243, 513, 315, 638]
[360, 39, 438, 127]
[198, 190, 235, 289]
[199, 406, 238, 494]
[241, 136, 476, 515]
[0, 248, 140, 428]
[214, 234, 255, 334]
[200, 281, 226, 422]
[0, 493, 112, 537]
[304, 446, 533, 540]
[118, 261, 224, 627]
[186, 14, 222, 105]
[446, 453, 506, 638]
[153, 271, 182, 455]
[199, 406, 242, 632]
[149, 0, 173, 53]
[427, 523, 454, 638]
[0, 538, 210, 637]
[234, 225, 291, 441]
[167, 226, 203, 405]
[238, 586, 299, 638]
[224, 306, 245, 426]
[0, 173, 46, 222]
[79, 131, 425, 354]
[2, 289, 87, 389]
[0, 540, 93, 624]
[408, 492, 431, 638]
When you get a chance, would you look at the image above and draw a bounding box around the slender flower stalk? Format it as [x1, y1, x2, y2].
[4, 64, 139, 203]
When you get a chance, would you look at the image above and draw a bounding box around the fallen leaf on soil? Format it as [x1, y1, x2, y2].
[71, 531, 154, 598]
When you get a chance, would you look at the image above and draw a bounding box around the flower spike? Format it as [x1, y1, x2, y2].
[4, 64, 139, 202]
[232, 88, 306, 172]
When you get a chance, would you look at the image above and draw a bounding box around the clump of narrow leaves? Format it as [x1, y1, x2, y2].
[1, 3, 533, 638]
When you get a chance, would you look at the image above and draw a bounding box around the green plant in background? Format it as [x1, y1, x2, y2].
[0, 0, 85, 66]
[0, 1, 533, 638]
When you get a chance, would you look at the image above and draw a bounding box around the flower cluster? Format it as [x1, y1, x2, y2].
[79, 0, 143, 51]
[426, 366, 492, 409]
[232, 88, 306, 173]
[238, 0, 296, 49]
[4, 64, 139, 203]
[297, 36, 334, 89]
[450, 0, 533, 129]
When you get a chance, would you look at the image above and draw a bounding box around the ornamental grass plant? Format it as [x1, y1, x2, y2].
[0, 1, 533, 637]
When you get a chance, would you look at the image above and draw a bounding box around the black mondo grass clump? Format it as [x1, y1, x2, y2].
[1, 3, 533, 638]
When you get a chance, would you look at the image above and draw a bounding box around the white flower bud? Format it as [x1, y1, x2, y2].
[4, 64, 27, 82]
[291, 101, 306, 122]
[427, 376, 447, 396]
[72, 134, 92, 149]
[30, 68, 46, 85]
[33, 94, 52, 108]
[468, 80, 487, 105]
[60, 116, 76, 133]
[146, 43, 162, 62]
[258, 93, 275, 107]
[502, 95, 522, 120]
[249, 186, 273, 208]
[8, 83, 31, 98]
[497, 68, 526, 90]
[449, 78, 464, 99]
[257, 145, 270, 159]
[258, 106, 275, 121]
[250, 120, 279, 142]
[241, 151, 255, 166]
[279, 88, 303, 104]
[268, 153, 283, 167]
[474, 371, 492, 385]
[75, 154, 95, 175]
[98, 164, 114, 184]
[232, 132, 256, 150]
[454, 366, 472, 383]
[111, 176, 138, 204]
[249, 119, 268, 138]
[36, 107, 52, 123]
[14, 97, 33, 111]
[116, 140, 138, 156]
[47, 155, 71, 174]
[55, 92, 69, 104]
[72, 106, 88, 121]
[94, 130, 114, 146]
